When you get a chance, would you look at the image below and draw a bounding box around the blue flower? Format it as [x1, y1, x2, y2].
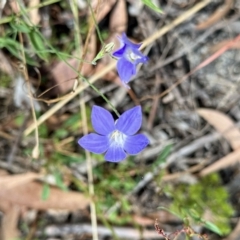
[78, 105, 149, 162]
[112, 33, 148, 86]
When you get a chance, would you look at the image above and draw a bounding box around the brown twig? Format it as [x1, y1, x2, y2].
[135, 12, 240, 80]
[24, 0, 213, 136]
[140, 34, 240, 102]
[146, 73, 161, 130]
[18, 25, 39, 159]
[76, 1, 102, 240]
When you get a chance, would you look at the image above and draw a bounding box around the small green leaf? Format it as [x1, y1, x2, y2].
[54, 129, 68, 138]
[141, 0, 163, 13]
[0, 37, 37, 65]
[158, 206, 182, 219]
[122, 198, 131, 211]
[42, 183, 50, 200]
[1, 38, 21, 57]
[14, 114, 25, 126]
[63, 113, 80, 131]
[38, 124, 48, 138]
[29, 29, 49, 61]
[10, 20, 31, 33]
[188, 208, 201, 221]
[153, 144, 172, 168]
[204, 221, 223, 236]
[54, 171, 68, 191]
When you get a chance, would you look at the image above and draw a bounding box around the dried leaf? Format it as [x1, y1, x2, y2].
[200, 148, 240, 176]
[9, 0, 20, 13]
[1, 202, 20, 240]
[51, 33, 96, 94]
[0, 172, 89, 238]
[0, 172, 41, 190]
[197, 108, 240, 150]
[0, 181, 89, 210]
[28, 0, 41, 25]
[0, 51, 14, 77]
[81, 32, 96, 75]
[0, 169, 8, 176]
[109, 0, 127, 33]
[196, 0, 233, 30]
[92, 0, 117, 23]
[132, 215, 154, 226]
[210, 39, 240, 53]
[198, 108, 240, 176]
[51, 58, 78, 93]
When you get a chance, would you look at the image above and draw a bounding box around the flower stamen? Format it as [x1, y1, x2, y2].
[129, 52, 141, 61]
[110, 130, 126, 146]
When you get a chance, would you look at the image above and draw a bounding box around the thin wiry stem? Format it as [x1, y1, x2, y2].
[70, 0, 99, 239]
[18, 27, 39, 159]
[86, 0, 104, 45]
[24, 0, 212, 136]
[81, 101, 98, 240]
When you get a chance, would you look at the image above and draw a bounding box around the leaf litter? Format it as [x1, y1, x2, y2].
[0, 0, 240, 239]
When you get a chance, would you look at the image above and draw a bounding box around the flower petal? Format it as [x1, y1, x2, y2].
[116, 106, 142, 135]
[104, 145, 127, 162]
[116, 58, 136, 83]
[132, 48, 148, 64]
[112, 45, 126, 58]
[78, 133, 109, 154]
[124, 134, 149, 155]
[135, 56, 148, 64]
[121, 33, 141, 49]
[91, 106, 115, 135]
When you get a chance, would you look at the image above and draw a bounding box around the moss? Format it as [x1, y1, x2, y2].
[166, 173, 234, 235]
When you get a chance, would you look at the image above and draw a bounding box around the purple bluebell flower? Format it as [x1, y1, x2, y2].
[78, 105, 149, 162]
[112, 33, 148, 86]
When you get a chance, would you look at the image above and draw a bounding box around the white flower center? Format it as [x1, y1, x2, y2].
[127, 50, 141, 62]
[110, 130, 127, 147]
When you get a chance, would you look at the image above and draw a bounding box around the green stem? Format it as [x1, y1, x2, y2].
[80, 76, 120, 117]
[13, 4, 120, 116]
[86, 0, 104, 45]
[0, 0, 61, 24]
